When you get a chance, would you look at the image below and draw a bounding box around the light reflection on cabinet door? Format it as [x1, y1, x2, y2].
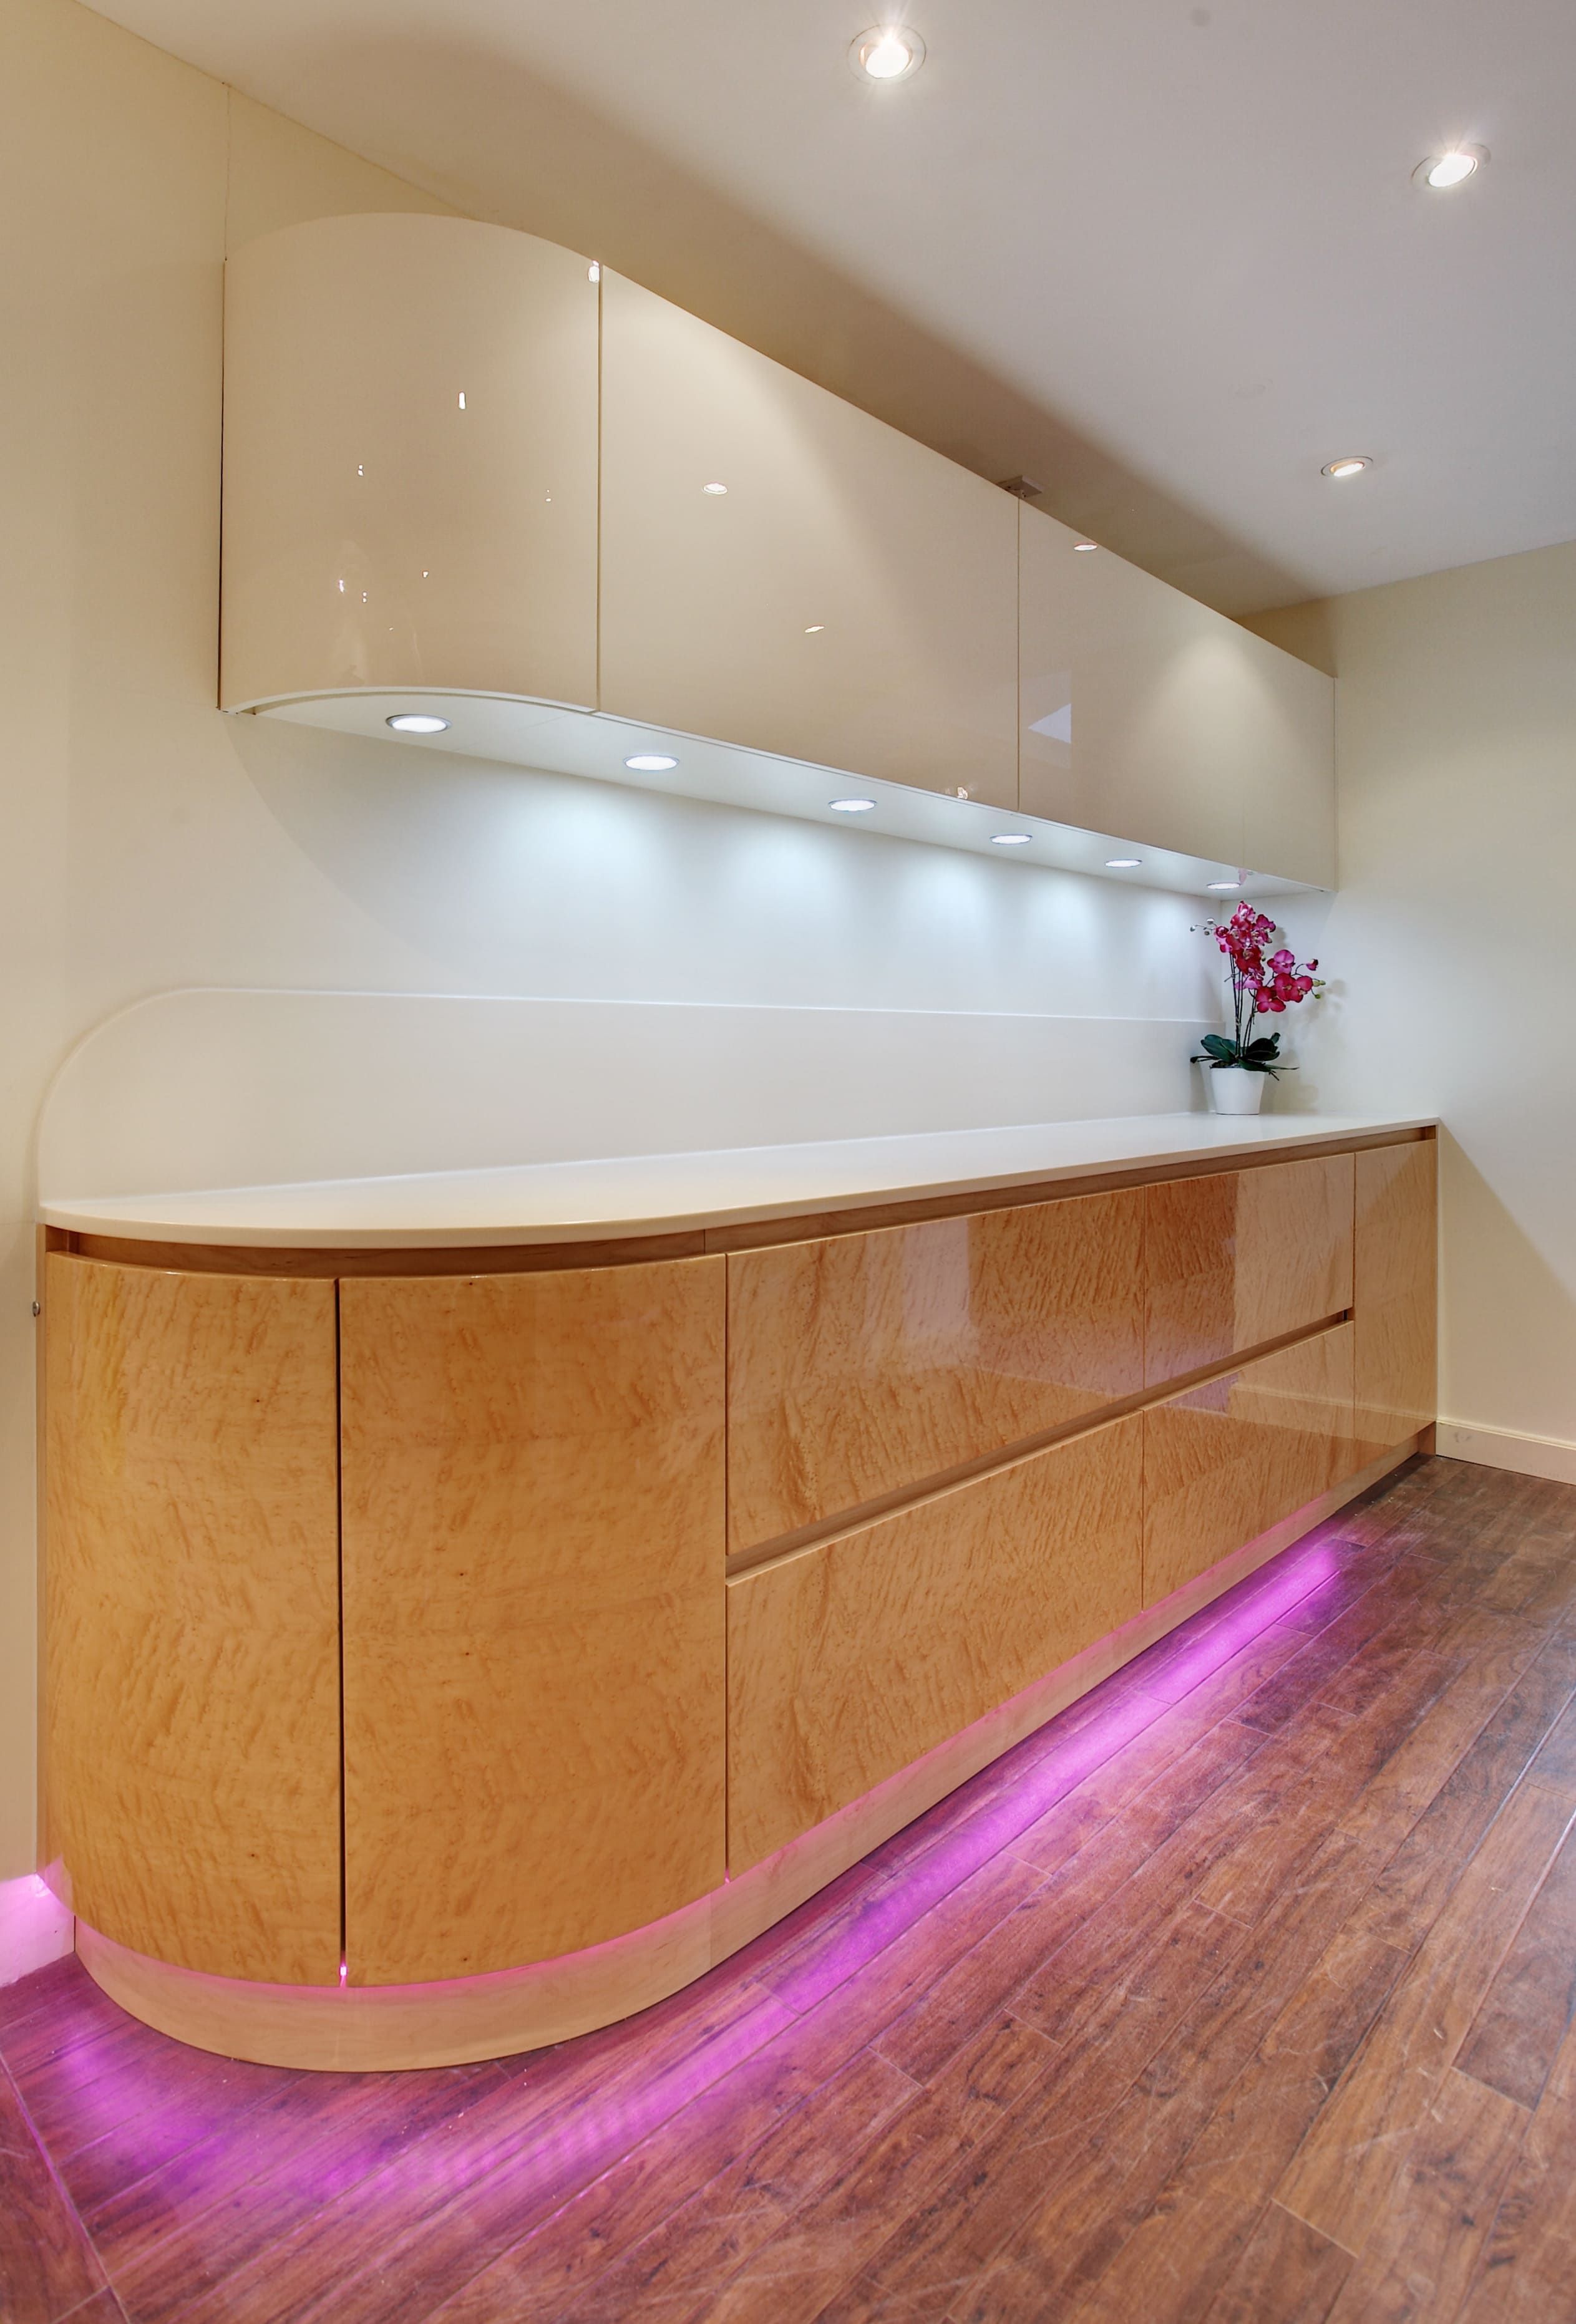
[1019, 503, 1335, 885]
[600, 271, 1019, 807]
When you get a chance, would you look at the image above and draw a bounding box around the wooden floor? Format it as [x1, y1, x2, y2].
[6, 1455, 1576, 2324]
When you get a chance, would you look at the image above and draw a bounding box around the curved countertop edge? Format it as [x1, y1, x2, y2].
[37, 1112, 1438, 1251]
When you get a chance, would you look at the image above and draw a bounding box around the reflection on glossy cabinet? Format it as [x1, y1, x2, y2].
[1018, 503, 1336, 884]
[599, 271, 1019, 805]
[221, 215, 600, 711]
[1146, 1156, 1353, 1386]
[726, 1415, 1144, 1869]
[44, 1256, 342, 1984]
[1144, 1322, 1356, 1607]
[1355, 1141, 1437, 1457]
[339, 1259, 726, 1985]
[727, 1190, 1145, 1549]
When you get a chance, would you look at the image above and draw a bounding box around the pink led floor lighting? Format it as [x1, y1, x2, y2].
[354, 1522, 1353, 2224]
[761, 1531, 1342, 2018]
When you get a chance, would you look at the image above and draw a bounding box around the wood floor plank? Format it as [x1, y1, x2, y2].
[1345, 1637, 1576, 1957]
[676, 2013, 1056, 2324]
[14, 2013, 291, 2190]
[1274, 1774, 1575, 2258]
[1040, 1915, 1406, 2324]
[1525, 1690, 1576, 1794]
[1318, 2067, 1529, 2324]
[14, 1458, 1576, 2324]
[0, 2059, 107, 2324]
[1198, 2202, 1354, 2324]
[1456, 2013, 1576, 2323]
[757, 1844, 1046, 2022]
[1458, 1823, 1576, 2108]
[877, 1718, 1268, 2085]
[427, 2040, 919, 2322]
[132, 1983, 795, 2324]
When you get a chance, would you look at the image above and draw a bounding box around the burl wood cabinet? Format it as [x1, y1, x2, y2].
[42, 1127, 1434, 2068]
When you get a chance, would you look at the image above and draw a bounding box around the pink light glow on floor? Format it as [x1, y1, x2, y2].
[0, 1871, 74, 1987]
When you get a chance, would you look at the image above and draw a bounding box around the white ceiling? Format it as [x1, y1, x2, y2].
[89, 0, 1576, 614]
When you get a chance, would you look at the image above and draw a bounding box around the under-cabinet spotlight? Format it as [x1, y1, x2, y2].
[702, 481, 729, 495]
[850, 26, 926, 80]
[1415, 146, 1487, 190]
[625, 752, 679, 772]
[829, 797, 877, 813]
[1105, 857, 1142, 869]
[1072, 540, 1099, 553]
[588, 261, 601, 281]
[1321, 456, 1372, 479]
[1207, 879, 1243, 892]
[991, 832, 1033, 847]
[386, 713, 450, 735]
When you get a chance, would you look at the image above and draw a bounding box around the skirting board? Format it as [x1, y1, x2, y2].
[0, 1875, 74, 1987]
[1436, 1420, 1576, 1489]
[77, 1431, 1427, 2071]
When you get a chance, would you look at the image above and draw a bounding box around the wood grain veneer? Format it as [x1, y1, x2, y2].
[338, 1258, 726, 1985]
[43, 1255, 341, 1983]
[71, 1430, 1427, 2068]
[1145, 1153, 1354, 1386]
[726, 1189, 1144, 1551]
[1143, 1320, 1358, 1607]
[726, 1414, 1145, 1871]
[1354, 1140, 1438, 1459]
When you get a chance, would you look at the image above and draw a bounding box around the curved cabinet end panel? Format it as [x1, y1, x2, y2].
[221, 213, 600, 715]
[44, 1255, 343, 1985]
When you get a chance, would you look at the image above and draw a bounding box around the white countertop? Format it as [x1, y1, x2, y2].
[39, 1112, 1435, 1249]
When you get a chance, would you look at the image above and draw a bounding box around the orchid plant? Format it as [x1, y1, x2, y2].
[1193, 902, 1324, 1078]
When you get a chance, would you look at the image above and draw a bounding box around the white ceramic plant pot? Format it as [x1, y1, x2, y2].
[1209, 1067, 1267, 1116]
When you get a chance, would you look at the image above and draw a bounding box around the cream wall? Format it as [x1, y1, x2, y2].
[0, 0, 1222, 1879]
[1248, 540, 1576, 1482]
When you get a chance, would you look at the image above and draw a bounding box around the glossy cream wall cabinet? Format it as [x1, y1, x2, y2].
[598, 272, 1019, 806]
[221, 214, 600, 712]
[44, 1128, 1432, 2067]
[220, 214, 1334, 884]
[1019, 504, 1337, 886]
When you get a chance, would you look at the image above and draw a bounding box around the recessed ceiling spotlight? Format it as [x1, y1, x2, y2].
[829, 797, 877, 813]
[1321, 456, 1372, 479]
[850, 25, 926, 81]
[386, 712, 449, 734]
[1415, 145, 1487, 190]
[1105, 856, 1142, 869]
[1072, 540, 1099, 553]
[1207, 879, 1243, 892]
[991, 832, 1032, 847]
[625, 752, 678, 772]
[701, 480, 728, 495]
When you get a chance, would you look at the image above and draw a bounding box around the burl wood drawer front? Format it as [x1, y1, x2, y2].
[339, 1259, 726, 1986]
[1145, 1155, 1354, 1386]
[726, 1189, 1145, 1550]
[44, 1256, 343, 1985]
[726, 1413, 1144, 1870]
[1354, 1141, 1437, 1458]
[1143, 1322, 1357, 1608]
